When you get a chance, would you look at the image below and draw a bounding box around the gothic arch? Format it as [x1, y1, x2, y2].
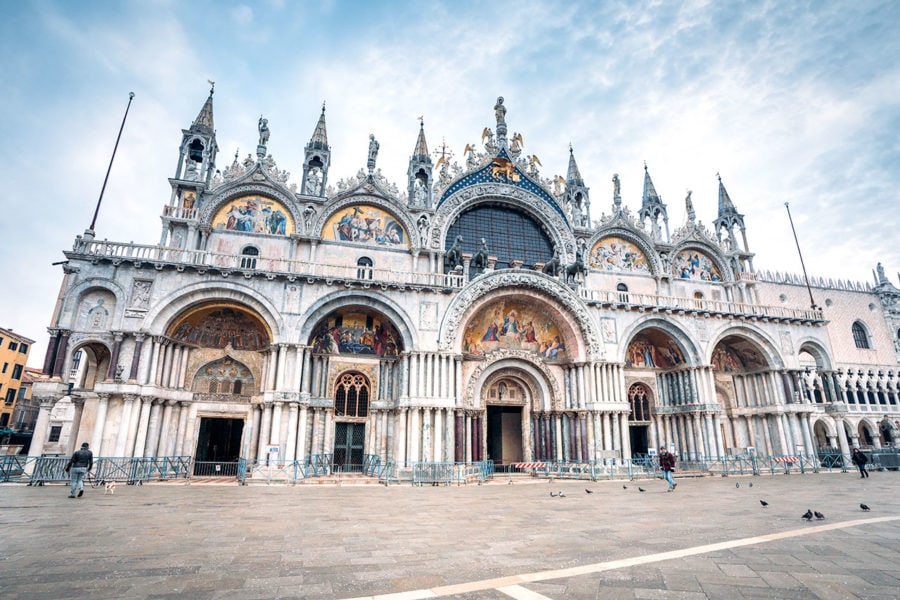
[439, 270, 601, 360]
[585, 226, 662, 276]
[296, 290, 416, 353]
[142, 281, 283, 342]
[432, 185, 576, 262]
[465, 350, 560, 412]
[191, 355, 256, 396]
[314, 193, 421, 251]
[200, 179, 302, 233]
[707, 325, 786, 370]
[618, 317, 701, 367]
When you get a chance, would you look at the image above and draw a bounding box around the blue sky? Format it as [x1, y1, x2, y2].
[1, 0, 899, 366]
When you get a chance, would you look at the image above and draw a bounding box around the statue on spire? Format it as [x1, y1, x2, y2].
[494, 96, 506, 126]
[367, 134, 380, 172]
[258, 116, 270, 147]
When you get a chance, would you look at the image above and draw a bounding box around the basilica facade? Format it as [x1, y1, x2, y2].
[31, 90, 900, 473]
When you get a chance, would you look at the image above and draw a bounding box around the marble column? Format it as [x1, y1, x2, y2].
[114, 395, 136, 456]
[91, 393, 111, 454]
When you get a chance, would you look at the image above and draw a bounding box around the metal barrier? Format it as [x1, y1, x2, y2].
[192, 461, 241, 477]
[0, 456, 192, 485]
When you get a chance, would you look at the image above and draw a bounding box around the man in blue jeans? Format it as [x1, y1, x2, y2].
[65, 442, 93, 498]
[659, 446, 676, 491]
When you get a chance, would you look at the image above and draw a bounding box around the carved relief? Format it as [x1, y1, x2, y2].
[420, 301, 438, 331]
[129, 279, 152, 310]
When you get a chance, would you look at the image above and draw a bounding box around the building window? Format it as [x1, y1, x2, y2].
[0, 337, 4, 346]
[240, 246, 259, 269]
[12, 364, 23, 380]
[48, 425, 62, 443]
[334, 372, 370, 418]
[1, 362, 7, 373]
[17, 387, 26, 400]
[852, 322, 870, 349]
[8, 341, 17, 351]
[5, 389, 16, 404]
[18, 343, 28, 354]
[0, 414, 7, 427]
[616, 283, 629, 303]
[446, 204, 554, 271]
[356, 257, 373, 280]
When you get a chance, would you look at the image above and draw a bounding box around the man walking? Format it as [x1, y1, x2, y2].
[659, 446, 677, 491]
[65, 442, 93, 498]
[851, 447, 870, 479]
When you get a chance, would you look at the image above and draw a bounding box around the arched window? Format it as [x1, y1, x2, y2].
[334, 372, 370, 418]
[357, 256, 373, 280]
[616, 283, 629, 303]
[852, 322, 870, 349]
[446, 204, 554, 271]
[241, 246, 259, 270]
[628, 384, 652, 422]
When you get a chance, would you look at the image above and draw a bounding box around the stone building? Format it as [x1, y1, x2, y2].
[30, 89, 900, 471]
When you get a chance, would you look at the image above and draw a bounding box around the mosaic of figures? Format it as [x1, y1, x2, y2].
[212, 195, 294, 236]
[711, 338, 768, 373]
[625, 331, 686, 369]
[309, 310, 401, 357]
[463, 300, 567, 361]
[671, 249, 722, 281]
[170, 307, 270, 351]
[589, 236, 650, 273]
[191, 356, 255, 395]
[322, 205, 408, 248]
[711, 346, 743, 372]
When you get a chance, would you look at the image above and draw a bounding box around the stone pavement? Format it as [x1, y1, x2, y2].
[1, 471, 898, 599]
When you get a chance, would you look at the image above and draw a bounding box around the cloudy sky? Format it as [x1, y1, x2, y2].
[1, 0, 898, 366]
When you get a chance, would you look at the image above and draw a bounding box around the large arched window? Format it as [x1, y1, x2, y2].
[356, 256, 373, 280]
[852, 322, 870, 349]
[334, 372, 370, 418]
[446, 204, 554, 271]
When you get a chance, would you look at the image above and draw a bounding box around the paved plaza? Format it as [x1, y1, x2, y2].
[1, 471, 898, 599]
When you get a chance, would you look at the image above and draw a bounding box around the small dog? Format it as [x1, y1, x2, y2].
[104, 481, 116, 495]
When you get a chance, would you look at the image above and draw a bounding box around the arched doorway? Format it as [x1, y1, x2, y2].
[69, 342, 111, 391]
[333, 371, 370, 471]
[628, 383, 652, 455]
[484, 377, 526, 468]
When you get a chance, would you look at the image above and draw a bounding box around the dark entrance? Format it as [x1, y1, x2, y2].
[487, 405, 523, 467]
[334, 422, 365, 471]
[194, 417, 244, 476]
[629, 425, 649, 456]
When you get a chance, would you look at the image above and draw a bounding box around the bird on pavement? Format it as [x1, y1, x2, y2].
[860, 503, 871, 511]
[638, 487, 646, 492]
[736, 482, 740, 488]
[550, 491, 557, 497]
[558, 491, 566, 498]
[749, 482, 753, 488]
[802, 509, 813, 521]
[760, 500, 769, 507]
[585, 489, 594, 494]
[814, 511, 825, 520]
[622, 485, 628, 490]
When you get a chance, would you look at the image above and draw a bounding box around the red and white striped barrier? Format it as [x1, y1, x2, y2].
[773, 456, 799, 463]
[514, 462, 546, 469]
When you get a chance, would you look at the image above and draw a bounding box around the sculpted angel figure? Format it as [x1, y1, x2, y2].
[482, 128, 496, 154]
[464, 143, 479, 170]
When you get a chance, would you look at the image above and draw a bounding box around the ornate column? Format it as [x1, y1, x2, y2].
[91, 393, 111, 454]
[455, 410, 464, 463]
[143, 399, 163, 457]
[27, 397, 57, 458]
[132, 396, 153, 458]
[42, 329, 60, 375]
[51, 330, 71, 378]
[296, 404, 309, 461]
[114, 395, 137, 456]
[285, 402, 299, 463]
[257, 402, 273, 461]
[156, 400, 177, 457]
[68, 396, 86, 454]
[128, 333, 146, 382]
[173, 401, 190, 457]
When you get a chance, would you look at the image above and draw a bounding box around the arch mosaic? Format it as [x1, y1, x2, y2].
[322, 204, 409, 249]
[618, 317, 701, 367]
[307, 308, 403, 357]
[297, 291, 416, 354]
[588, 232, 656, 275]
[314, 194, 420, 251]
[191, 356, 256, 395]
[439, 270, 601, 359]
[670, 247, 723, 282]
[462, 298, 568, 362]
[168, 304, 271, 351]
[202, 182, 302, 235]
[708, 326, 785, 372]
[211, 194, 295, 236]
[465, 350, 561, 412]
[431, 184, 576, 262]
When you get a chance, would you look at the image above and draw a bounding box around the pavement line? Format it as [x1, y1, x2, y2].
[496, 584, 555, 599]
[342, 515, 900, 600]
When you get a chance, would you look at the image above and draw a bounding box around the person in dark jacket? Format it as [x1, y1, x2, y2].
[659, 446, 676, 491]
[851, 448, 869, 479]
[65, 442, 93, 498]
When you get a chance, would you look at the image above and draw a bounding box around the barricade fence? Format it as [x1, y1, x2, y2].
[4, 450, 896, 485]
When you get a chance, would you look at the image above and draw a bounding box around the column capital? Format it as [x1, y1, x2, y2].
[97, 392, 111, 402]
[111, 331, 126, 342]
[123, 393, 139, 403]
[36, 396, 58, 410]
[133, 332, 148, 342]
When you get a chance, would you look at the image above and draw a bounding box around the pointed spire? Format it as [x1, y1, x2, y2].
[717, 172, 738, 217]
[191, 82, 215, 134]
[413, 117, 429, 159]
[309, 101, 328, 150]
[566, 144, 583, 184]
[641, 162, 661, 209]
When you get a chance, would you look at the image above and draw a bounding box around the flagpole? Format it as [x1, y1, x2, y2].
[784, 202, 818, 310]
[89, 92, 135, 232]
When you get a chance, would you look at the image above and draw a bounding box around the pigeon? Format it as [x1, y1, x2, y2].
[638, 487, 646, 493]
[749, 482, 753, 488]
[585, 489, 594, 494]
[558, 491, 566, 498]
[760, 500, 769, 507]
[802, 509, 813, 521]
[550, 491, 557, 497]
[860, 503, 871, 511]
[814, 511, 825, 520]
[736, 482, 740, 488]
[622, 485, 628, 490]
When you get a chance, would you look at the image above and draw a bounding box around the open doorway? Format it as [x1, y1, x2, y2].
[487, 405, 523, 468]
[194, 417, 244, 476]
